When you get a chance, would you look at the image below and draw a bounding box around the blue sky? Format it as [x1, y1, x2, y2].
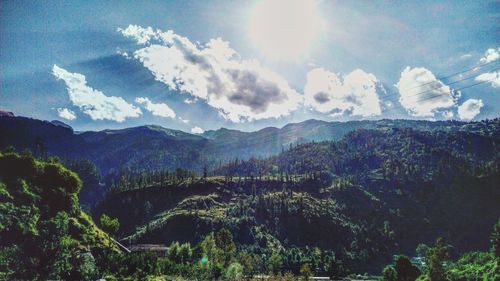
[1, 0, 499, 132]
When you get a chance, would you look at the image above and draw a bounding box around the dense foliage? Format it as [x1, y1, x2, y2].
[384, 231, 499, 281]
[214, 122, 500, 253]
[0, 117, 499, 280]
[0, 151, 113, 280]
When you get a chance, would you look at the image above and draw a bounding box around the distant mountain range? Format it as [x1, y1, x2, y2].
[0, 114, 478, 176]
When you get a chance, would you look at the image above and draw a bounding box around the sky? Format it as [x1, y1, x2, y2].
[1, 0, 499, 133]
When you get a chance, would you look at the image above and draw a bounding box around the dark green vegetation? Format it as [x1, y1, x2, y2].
[0, 151, 114, 280]
[0, 116, 499, 280]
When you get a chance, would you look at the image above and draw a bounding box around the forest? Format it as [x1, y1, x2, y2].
[0, 117, 499, 280]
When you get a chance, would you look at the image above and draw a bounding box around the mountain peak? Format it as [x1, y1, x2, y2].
[202, 127, 247, 140]
[50, 120, 73, 130]
[0, 110, 15, 117]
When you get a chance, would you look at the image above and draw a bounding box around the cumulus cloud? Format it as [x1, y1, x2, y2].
[479, 47, 500, 63]
[118, 25, 302, 122]
[395, 67, 458, 117]
[304, 68, 383, 117]
[135, 97, 176, 118]
[442, 110, 454, 119]
[191, 126, 204, 134]
[57, 108, 76, 120]
[458, 99, 483, 121]
[52, 65, 142, 122]
[475, 70, 500, 88]
[117, 25, 156, 45]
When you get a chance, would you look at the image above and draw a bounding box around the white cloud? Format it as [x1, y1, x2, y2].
[116, 48, 131, 59]
[395, 67, 458, 117]
[57, 108, 76, 120]
[52, 65, 142, 122]
[459, 53, 473, 60]
[458, 99, 483, 121]
[304, 68, 383, 117]
[184, 98, 195, 104]
[135, 97, 176, 118]
[117, 25, 156, 45]
[178, 117, 189, 124]
[442, 110, 454, 119]
[479, 47, 500, 63]
[118, 25, 302, 123]
[191, 126, 204, 134]
[475, 70, 500, 88]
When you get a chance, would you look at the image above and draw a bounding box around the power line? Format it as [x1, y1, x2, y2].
[379, 66, 499, 103]
[400, 60, 499, 91]
[205, 64, 498, 149]
[200, 78, 495, 153]
[438, 60, 498, 81]
[382, 78, 495, 115]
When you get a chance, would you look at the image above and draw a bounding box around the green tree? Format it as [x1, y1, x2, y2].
[100, 214, 120, 237]
[239, 251, 259, 278]
[203, 165, 208, 178]
[383, 265, 397, 281]
[300, 263, 313, 281]
[215, 228, 236, 266]
[267, 251, 283, 274]
[225, 262, 243, 280]
[199, 233, 226, 279]
[178, 242, 193, 264]
[167, 241, 181, 263]
[416, 244, 430, 258]
[490, 218, 500, 257]
[428, 238, 449, 281]
[99, 213, 120, 255]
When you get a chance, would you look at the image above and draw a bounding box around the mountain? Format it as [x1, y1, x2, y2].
[0, 110, 15, 117]
[0, 115, 493, 207]
[202, 119, 472, 161]
[0, 115, 472, 174]
[93, 120, 500, 274]
[1, 115, 499, 278]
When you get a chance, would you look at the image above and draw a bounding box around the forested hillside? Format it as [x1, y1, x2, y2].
[3, 115, 477, 208]
[93, 119, 500, 277]
[0, 151, 115, 280]
[0, 116, 499, 280]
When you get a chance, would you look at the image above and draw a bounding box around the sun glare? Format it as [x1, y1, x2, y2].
[248, 0, 325, 60]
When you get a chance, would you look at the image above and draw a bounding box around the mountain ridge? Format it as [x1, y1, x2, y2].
[0, 114, 487, 174]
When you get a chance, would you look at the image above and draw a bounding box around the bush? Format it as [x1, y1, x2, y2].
[447, 252, 498, 281]
[383, 265, 397, 281]
[225, 262, 243, 280]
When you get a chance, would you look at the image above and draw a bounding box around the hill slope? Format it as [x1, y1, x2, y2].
[0, 151, 114, 280]
[94, 121, 500, 274]
[1, 115, 496, 208]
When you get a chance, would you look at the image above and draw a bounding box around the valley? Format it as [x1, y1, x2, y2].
[1, 115, 499, 280]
